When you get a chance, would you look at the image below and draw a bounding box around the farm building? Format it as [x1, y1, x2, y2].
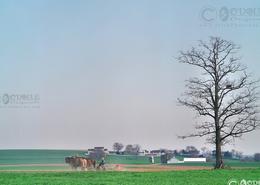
[85, 147, 109, 155]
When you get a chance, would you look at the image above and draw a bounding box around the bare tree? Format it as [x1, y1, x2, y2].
[124, 144, 141, 155]
[177, 37, 260, 169]
[185, 146, 200, 157]
[113, 142, 124, 154]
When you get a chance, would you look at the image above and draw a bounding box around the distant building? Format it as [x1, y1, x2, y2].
[138, 150, 149, 156]
[108, 151, 117, 154]
[150, 149, 174, 157]
[85, 147, 109, 155]
[167, 157, 181, 164]
[150, 150, 162, 156]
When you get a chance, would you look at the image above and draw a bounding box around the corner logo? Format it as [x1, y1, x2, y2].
[228, 179, 260, 185]
[219, 7, 229, 21]
[200, 6, 229, 22]
[228, 179, 238, 185]
[200, 6, 216, 22]
[0, 93, 40, 108]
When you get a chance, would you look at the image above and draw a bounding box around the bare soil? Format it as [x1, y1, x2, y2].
[0, 163, 211, 172]
[111, 164, 211, 172]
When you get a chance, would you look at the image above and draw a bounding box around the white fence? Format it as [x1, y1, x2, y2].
[183, 158, 206, 162]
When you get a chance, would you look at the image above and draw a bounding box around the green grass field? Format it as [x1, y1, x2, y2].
[0, 169, 259, 185]
[0, 150, 260, 185]
[0, 150, 161, 166]
[0, 149, 86, 165]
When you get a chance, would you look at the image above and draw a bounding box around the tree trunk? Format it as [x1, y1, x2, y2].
[215, 128, 223, 169]
[214, 60, 223, 169]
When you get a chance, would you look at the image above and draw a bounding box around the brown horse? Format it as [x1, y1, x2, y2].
[83, 157, 96, 169]
[65, 156, 96, 170]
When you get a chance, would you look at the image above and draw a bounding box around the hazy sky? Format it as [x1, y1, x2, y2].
[0, 0, 260, 154]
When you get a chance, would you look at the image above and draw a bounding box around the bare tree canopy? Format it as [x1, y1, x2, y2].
[113, 142, 124, 154]
[124, 144, 141, 155]
[177, 37, 260, 169]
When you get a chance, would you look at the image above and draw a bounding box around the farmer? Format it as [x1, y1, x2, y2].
[97, 157, 106, 170]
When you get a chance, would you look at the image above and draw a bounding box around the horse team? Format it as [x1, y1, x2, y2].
[65, 156, 97, 171]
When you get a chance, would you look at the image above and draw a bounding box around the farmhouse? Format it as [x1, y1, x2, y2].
[138, 150, 149, 156]
[150, 150, 162, 156]
[85, 147, 109, 155]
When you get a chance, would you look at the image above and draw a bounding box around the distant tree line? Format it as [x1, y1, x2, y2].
[112, 142, 141, 155]
[110, 142, 260, 162]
